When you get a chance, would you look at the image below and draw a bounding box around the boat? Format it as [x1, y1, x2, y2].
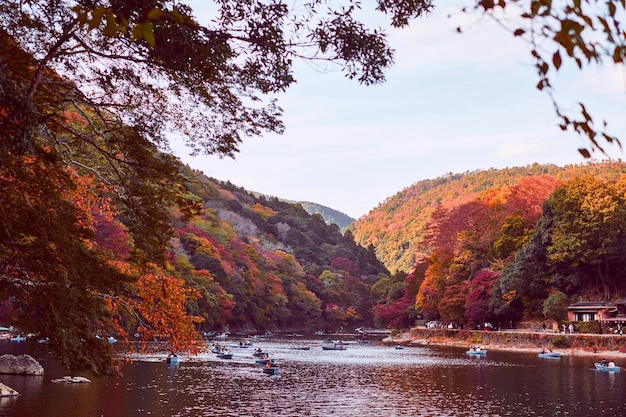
[10, 335, 26, 342]
[256, 358, 277, 366]
[394, 345, 404, 350]
[538, 352, 561, 358]
[595, 363, 621, 372]
[263, 366, 280, 376]
[230, 343, 252, 348]
[466, 349, 487, 355]
[322, 343, 346, 351]
[291, 345, 311, 350]
[217, 353, 233, 359]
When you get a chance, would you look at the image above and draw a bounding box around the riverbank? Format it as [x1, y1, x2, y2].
[385, 327, 626, 359]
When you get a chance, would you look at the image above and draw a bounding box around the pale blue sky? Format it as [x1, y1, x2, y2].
[174, 1, 626, 219]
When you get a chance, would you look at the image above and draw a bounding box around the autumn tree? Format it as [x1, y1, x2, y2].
[490, 231, 550, 322]
[546, 176, 626, 299]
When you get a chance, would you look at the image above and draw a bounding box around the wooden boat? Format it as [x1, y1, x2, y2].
[263, 366, 280, 376]
[466, 349, 487, 355]
[595, 363, 621, 372]
[256, 358, 277, 366]
[217, 353, 233, 359]
[322, 344, 346, 351]
[538, 352, 561, 358]
[166, 356, 180, 364]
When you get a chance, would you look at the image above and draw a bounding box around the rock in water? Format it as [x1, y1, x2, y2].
[0, 354, 44, 375]
[0, 382, 20, 397]
[51, 376, 91, 384]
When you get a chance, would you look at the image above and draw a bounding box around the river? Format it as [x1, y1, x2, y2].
[0, 338, 624, 416]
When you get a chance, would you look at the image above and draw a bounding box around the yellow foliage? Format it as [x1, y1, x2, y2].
[250, 203, 277, 219]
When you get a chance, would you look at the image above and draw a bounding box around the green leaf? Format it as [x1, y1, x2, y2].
[103, 14, 117, 37]
[131, 23, 144, 41]
[172, 7, 185, 24]
[143, 22, 156, 46]
[89, 6, 107, 31]
[147, 9, 162, 21]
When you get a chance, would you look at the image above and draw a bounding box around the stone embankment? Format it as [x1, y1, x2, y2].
[386, 327, 626, 357]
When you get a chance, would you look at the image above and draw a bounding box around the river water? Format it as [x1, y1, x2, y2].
[0, 338, 624, 416]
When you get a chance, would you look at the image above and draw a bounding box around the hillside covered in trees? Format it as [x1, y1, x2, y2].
[363, 161, 626, 330]
[168, 168, 388, 334]
[354, 162, 626, 274]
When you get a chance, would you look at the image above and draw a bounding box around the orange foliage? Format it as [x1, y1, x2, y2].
[250, 203, 277, 219]
[107, 262, 204, 353]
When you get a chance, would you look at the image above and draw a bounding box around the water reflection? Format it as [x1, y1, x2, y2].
[1, 340, 626, 416]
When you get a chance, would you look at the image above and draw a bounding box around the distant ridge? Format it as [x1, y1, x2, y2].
[298, 201, 356, 230]
[247, 191, 356, 230]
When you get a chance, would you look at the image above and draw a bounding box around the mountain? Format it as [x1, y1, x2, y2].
[169, 168, 389, 333]
[298, 201, 356, 230]
[363, 160, 626, 329]
[353, 161, 626, 274]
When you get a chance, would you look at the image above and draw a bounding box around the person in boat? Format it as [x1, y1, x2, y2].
[609, 361, 616, 368]
[266, 360, 272, 368]
[540, 349, 546, 354]
[601, 359, 609, 366]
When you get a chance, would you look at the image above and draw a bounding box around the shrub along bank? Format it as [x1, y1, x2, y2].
[407, 328, 626, 354]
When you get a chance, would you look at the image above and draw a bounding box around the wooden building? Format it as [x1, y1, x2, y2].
[567, 301, 617, 322]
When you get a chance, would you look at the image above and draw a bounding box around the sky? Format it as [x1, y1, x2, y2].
[173, 0, 626, 220]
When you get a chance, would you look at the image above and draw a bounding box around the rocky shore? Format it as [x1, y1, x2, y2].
[385, 327, 626, 359]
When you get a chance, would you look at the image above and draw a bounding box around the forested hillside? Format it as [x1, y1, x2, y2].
[365, 161, 626, 331]
[170, 168, 388, 333]
[354, 162, 626, 273]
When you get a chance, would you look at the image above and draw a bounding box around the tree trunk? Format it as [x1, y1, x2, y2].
[597, 264, 611, 300]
